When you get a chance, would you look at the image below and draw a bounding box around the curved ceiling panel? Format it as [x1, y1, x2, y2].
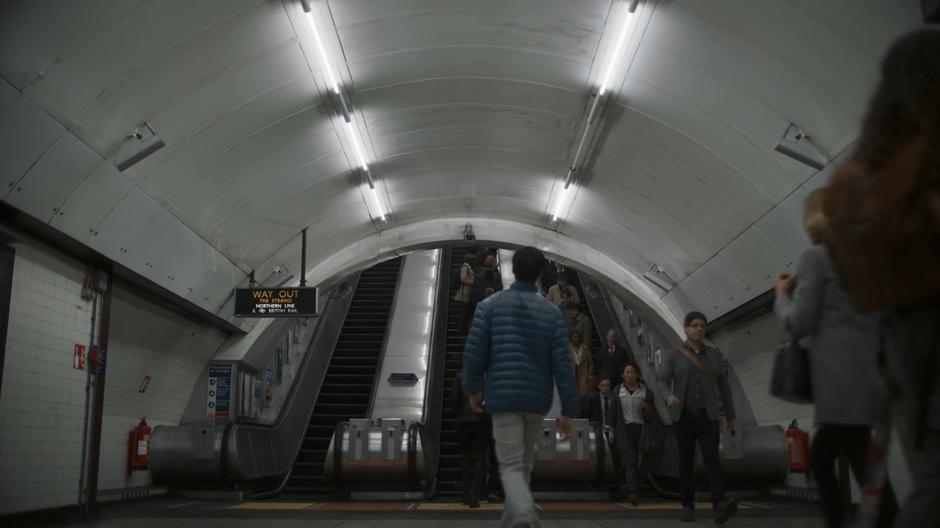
[0, 0, 927, 330]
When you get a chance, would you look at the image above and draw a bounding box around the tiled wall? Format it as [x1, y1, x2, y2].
[710, 312, 815, 489]
[711, 311, 912, 501]
[0, 240, 230, 514]
[97, 284, 228, 492]
[0, 242, 94, 514]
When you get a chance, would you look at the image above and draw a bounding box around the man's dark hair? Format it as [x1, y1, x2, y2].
[856, 29, 940, 173]
[512, 246, 544, 281]
[683, 311, 707, 328]
[597, 375, 611, 385]
[569, 330, 583, 342]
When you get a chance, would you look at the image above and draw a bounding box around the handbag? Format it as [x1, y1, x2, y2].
[770, 327, 813, 404]
[638, 423, 661, 454]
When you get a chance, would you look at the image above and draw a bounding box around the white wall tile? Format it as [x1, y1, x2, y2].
[0, 240, 230, 513]
[0, 243, 91, 514]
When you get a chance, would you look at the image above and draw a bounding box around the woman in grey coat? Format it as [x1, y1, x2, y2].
[773, 188, 881, 528]
[607, 362, 654, 505]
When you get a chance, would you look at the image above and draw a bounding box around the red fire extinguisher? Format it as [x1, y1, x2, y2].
[786, 419, 809, 473]
[128, 417, 152, 474]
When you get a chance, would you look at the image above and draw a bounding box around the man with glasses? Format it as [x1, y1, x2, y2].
[657, 311, 738, 523]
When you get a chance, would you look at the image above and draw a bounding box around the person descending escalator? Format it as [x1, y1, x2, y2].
[609, 362, 654, 506]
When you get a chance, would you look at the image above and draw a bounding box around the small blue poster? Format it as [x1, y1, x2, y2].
[207, 364, 232, 420]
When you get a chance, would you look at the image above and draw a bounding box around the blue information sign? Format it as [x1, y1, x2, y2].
[207, 364, 232, 420]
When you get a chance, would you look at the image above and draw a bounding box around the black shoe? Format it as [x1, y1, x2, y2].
[713, 499, 738, 524]
[681, 506, 695, 522]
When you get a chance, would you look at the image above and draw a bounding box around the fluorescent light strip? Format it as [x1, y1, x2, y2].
[552, 184, 572, 222]
[366, 185, 386, 221]
[305, 10, 341, 95]
[598, 3, 636, 96]
[344, 120, 370, 171]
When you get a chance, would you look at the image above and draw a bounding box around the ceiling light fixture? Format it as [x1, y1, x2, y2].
[552, 179, 575, 222]
[303, 5, 341, 95]
[365, 180, 386, 221]
[598, 0, 640, 96]
[344, 118, 370, 171]
[550, 0, 640, 226]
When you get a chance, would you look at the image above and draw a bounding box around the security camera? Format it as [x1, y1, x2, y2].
[463, 224, 476, 241]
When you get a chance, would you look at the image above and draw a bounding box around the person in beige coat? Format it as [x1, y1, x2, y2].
[569, 330, 594, 396]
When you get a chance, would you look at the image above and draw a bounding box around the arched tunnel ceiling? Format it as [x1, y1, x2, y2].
[0, 0, 926, 330]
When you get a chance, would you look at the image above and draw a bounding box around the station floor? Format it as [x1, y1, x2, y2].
[23, 495, 827, 527]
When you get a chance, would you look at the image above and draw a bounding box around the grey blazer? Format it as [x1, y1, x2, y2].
[775, 244, 880, 426]
[656, 343, 736, 422]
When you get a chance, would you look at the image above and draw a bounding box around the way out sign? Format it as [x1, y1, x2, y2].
[234, 287, 318, 317]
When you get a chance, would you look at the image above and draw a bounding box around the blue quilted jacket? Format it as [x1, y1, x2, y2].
[462, 280, 580, 418]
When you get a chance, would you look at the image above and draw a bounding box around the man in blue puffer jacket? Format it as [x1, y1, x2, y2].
[464, 246, 580, 528]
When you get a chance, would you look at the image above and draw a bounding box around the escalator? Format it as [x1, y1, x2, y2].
[564, 269, 604, 355]
[436, 247, 471, 495]
[285, 257, 402, 497]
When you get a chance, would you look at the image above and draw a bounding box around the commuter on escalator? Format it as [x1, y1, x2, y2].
[570, 330, 594, 396]
[453, 369, 489, 508]
[596, 329, 630, 384]
[454, 253, 476, 335]
[583, 375, 624, 496]
[546, 271, 579, 306]
[463, 246, 579, 528]
[483, 254, 503, 291]
[564, 302, 593, 348]
[656, 311, 738, 524]
[821, 29, 940, 528]
[609, 362, 653, 506]
[773, 188, 882, 528]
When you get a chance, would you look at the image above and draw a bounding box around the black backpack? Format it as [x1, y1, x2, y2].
[451, 264, 464, 291]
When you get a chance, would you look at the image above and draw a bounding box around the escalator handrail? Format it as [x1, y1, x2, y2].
[416, 249, 452, 491]
[224, 273, 361, 482]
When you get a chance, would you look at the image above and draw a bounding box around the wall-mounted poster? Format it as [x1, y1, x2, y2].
[252, 374, 262, 417]
[264, 368, 274, 408]
[206, 364, 232, 420]
[275, 348, 284, 384]
[293, 319, 302, 343]
[654, 348, 664, 372]
[646, 333, 653, 365]
[628, 309, 637, 328]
